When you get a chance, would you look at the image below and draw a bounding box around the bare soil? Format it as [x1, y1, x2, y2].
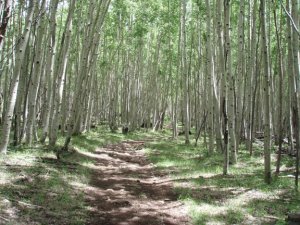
[83, 140, 190, 225]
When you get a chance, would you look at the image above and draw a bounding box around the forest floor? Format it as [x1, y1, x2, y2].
[84, 140, 189, 225]
[0, 126, 300, 225]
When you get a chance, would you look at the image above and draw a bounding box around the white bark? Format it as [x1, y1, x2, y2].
[224, 0, 237, 164]
[261, 0, 271, 184]
[49, 0, 75, 146]
[40, 0, 59, 143]
[26, 0, 46, 145]
[0, 0, 35, 154]
[181, 0, 189, 144]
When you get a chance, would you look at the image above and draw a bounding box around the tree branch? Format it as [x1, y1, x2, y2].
[280, 0, 300, 37]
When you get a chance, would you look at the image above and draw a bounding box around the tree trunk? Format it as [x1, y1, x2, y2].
[261, 0, 271, 184]
[291, 0, 300, 188]
[0, 0, 35, 154]
[26, 0, 46, 145]
[40, 0, 59, 144]
[181, 0, 189, 145]
[273, 0, 284, 174]
[224, 0, 237, 164]
[0, 0, 12, 50]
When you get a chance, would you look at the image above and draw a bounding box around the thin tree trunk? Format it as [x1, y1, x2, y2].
[0, 0, 35, 154]
[224, 0, 237, 164]
[0, 0, 12, 50]
[291, 0, 300, 188]
[181, 0, 189, 144]
[273, 1, 284, 174]
[40, 0, 59, 144]
[205, 0, 214, 153]
[261, 0, 271, 184]
[26, 0, 46, 145]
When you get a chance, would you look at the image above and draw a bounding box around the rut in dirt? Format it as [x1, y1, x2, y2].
[82, 140, 190, 225]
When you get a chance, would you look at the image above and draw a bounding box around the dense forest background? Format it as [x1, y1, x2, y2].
[0, 0, 300, 224]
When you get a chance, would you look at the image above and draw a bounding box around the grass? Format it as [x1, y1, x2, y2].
[1, 125, 299, 224]
[0, 125, 171, 224]
[0, 144, 90, 225]
[71, 126, 299, 224]
[0, 128, 109, 224]
[70, 125, 170, 151]
[144, 136, 300, 225]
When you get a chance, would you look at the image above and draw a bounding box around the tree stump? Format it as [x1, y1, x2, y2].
[122, 126, 129, 134]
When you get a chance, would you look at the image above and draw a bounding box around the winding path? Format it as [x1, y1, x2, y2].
[82, 140, 190, 225]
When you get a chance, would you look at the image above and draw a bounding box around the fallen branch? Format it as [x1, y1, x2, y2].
[122, 140, 145, 144]
[279, 175, 300, 179]
[16, 200, 44, 209]
[264, 215, 280, 220]
[2, 197, 44, 209]
[0, 164, 36, 167]
[0, 215, 9, 222]
[1, 161, 78, 170]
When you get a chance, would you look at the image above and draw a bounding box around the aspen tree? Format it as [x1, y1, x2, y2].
[0, 0, 36, 154]
[236, 0, 245, 147]
[218, 0, 229, 175]
[284, 0, 295, 156]
[291, 0, 300, 188]
[261, 0, 271, 184]
[63, 0, 111, 151]
[14, 49, 28, 145]
[205, 0, 214, 153]
[26, 0, 46, 145]
[180, 0, 190, 144]
[49, 0, 75, 146]
[273, 0, 284, 173]
[0, 0, 12, 50]
[172, 1, 181, 139]
[40, 0, 59, 144]
[247, 0, 258, 156]
[224, 0, 237, 164]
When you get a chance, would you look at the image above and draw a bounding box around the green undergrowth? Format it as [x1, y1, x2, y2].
[144, 137, 300, 225]
[70, 125, 171, 152]
[1, 126, 299, 224]
[0, 125, 170, 224]
[0, 143, 90, 225]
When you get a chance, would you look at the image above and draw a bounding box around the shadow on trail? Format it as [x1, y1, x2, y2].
[81, 141, 190, 225]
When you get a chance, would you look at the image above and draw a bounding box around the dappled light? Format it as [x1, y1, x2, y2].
[0, 126, 300, 224]
[83, 141, 189, 225]
[144, 137, 300, 224]
[1, 0, 300, 224]
[0, 150, 88, 224]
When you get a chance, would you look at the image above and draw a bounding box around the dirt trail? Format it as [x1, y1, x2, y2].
[83, 140, 190, 225]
